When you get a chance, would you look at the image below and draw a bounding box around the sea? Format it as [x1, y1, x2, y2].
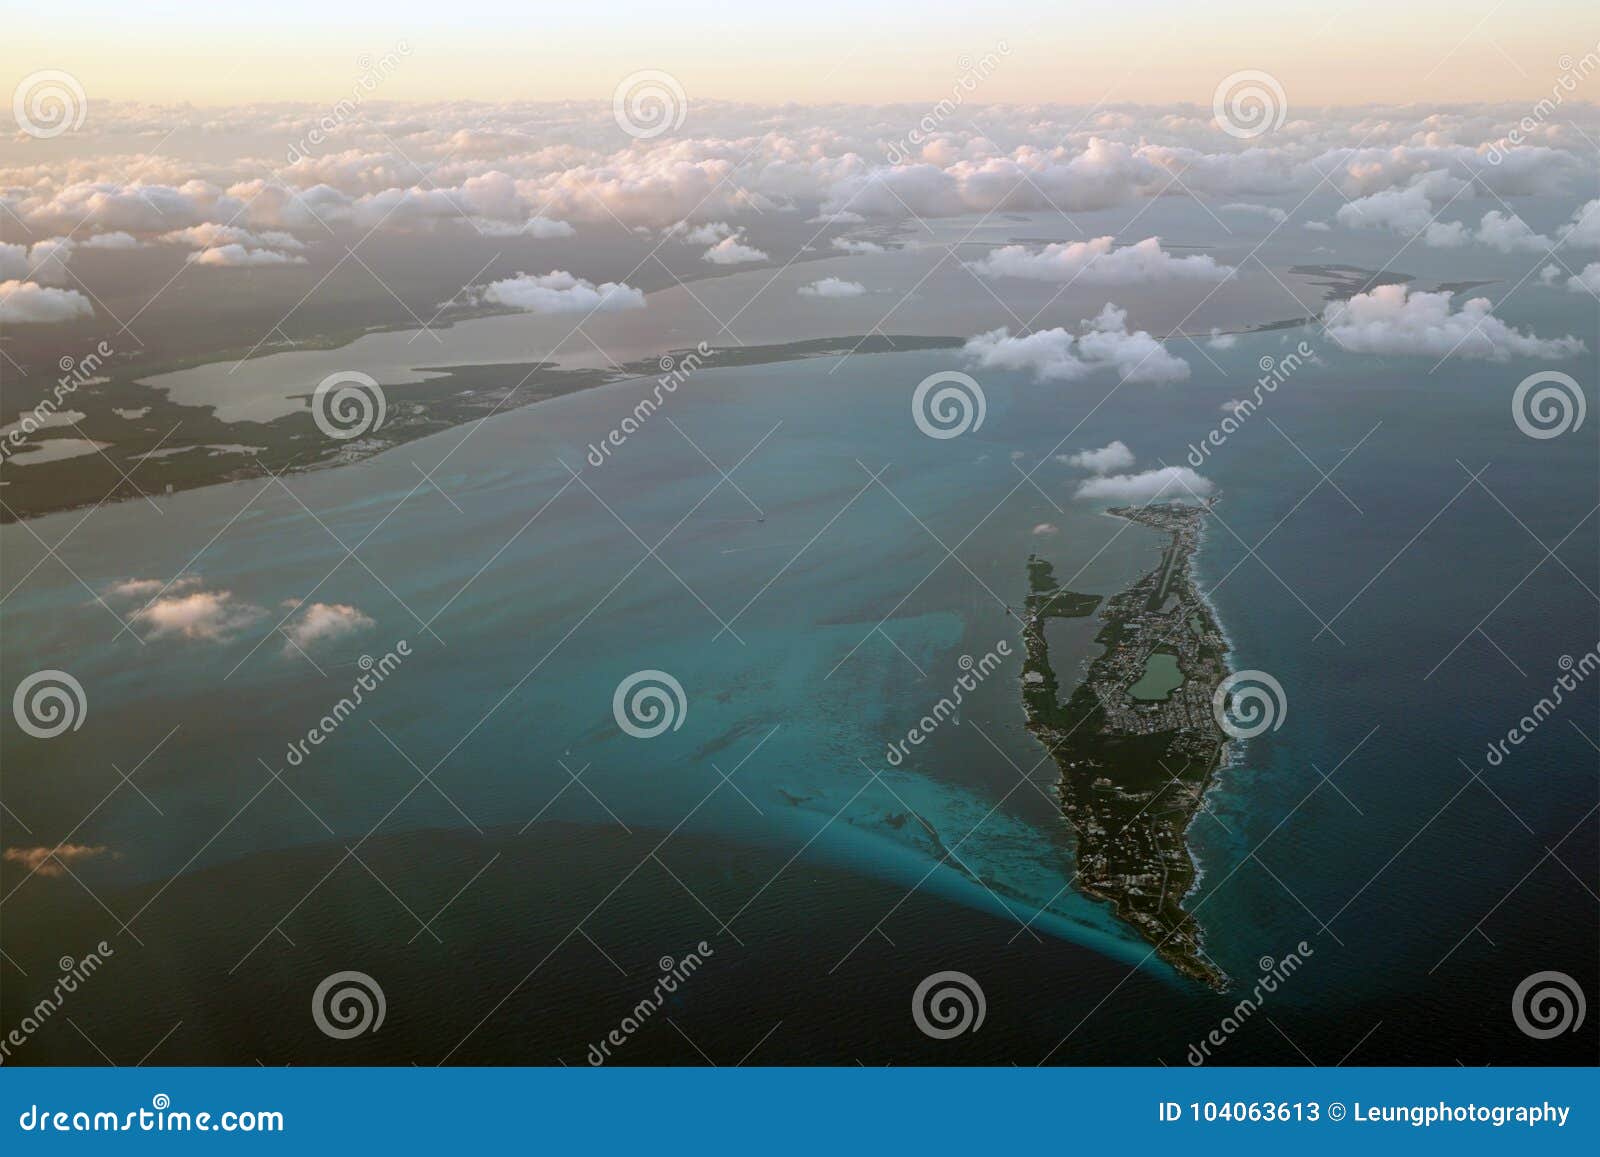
[2, 202, 1596, 1066]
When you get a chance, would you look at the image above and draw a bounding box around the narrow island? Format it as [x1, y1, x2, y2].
[1019, 501, 1232, 990]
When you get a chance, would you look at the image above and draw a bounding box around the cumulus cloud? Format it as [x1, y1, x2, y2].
[1561, 198, 1600, 248]
[1062, 440, 1136, 474]
[466, 215, 575, 238]
[1074, 465, 1215, 504]
[475, 269, 645, 314]
[283, 602, 375, 650]
[1336, 181, 1439, 235]
[831, 237, 884, 254]
[160, 224, 305, 251]
[797, 277, 865, 298]
[1568, 263, 1600, 295]
[1031, 523, 1060, 536]
[667, 220, 736, 244]
[1221, 202, 1287, 223]
[0, 280, 93, 323]
[701, 235, 768, 264]
[80, 230, 145, 249]
[187, 244, 306, 267]
[968, 235, 1231, 284]
[963, 303, 1190, 384]
[3, 843, 112, 878]
[132, 589, 266, 641]
[1206, 327, 1237, 350]
[107, 575, 204, 602]
[1472, 210, 1553, 253]
[1323, 284, 1584, 361]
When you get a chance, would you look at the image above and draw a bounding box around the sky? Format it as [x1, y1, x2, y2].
[5, 0, 1595, 106]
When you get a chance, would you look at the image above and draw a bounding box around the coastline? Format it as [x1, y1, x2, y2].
[1018, 502, 1233, 991]
[0, 334, 962, 525]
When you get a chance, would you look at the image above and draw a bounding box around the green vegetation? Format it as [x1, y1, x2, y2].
[1019, 505, 1232, 990]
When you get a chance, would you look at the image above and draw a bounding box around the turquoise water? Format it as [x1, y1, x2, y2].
[2, 259, 1596, 1063]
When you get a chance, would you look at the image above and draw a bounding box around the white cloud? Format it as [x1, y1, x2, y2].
[668, 220, 736, 244]
[1561, 198, 1600, 248]
[1323, 284, 1584, 361]
[466, 215, 575, 238]
[1335, 182, 1438, 235]
[161, 224, 305, 251]
[1206, 327, 1237, 350]
[968, 236, 1231, 284]
[1063, 440, 1136, 474]
[1221, 201, 1287, 223]
[0, 280, 93, 323]
[1303, 220, 1332, 232]
[1074, 465, 1214, 504]
[476, 269, 645, 314]
[132, 589, 266, 641]
[1568, 263, 1600, 295]
[1472, 210, 1553, 253]
[797, 277, 865, 298]
[107, 575, 203, 601]
[831, 237, 884, 254]
[283, 601, 375, 650]
[1031, 523, 1060, 536]
[963, 303, 1190, 384]
[1539, 263, 1563, 285]
[80, 231, 145, 249]
[701, 236, 768, 264]
[187, 244, 306, 267]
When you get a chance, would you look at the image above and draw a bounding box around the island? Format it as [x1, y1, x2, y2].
[1019, 501, 1232, 990]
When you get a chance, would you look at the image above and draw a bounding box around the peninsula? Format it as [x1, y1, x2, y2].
[1019, 502, 1232, 989]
